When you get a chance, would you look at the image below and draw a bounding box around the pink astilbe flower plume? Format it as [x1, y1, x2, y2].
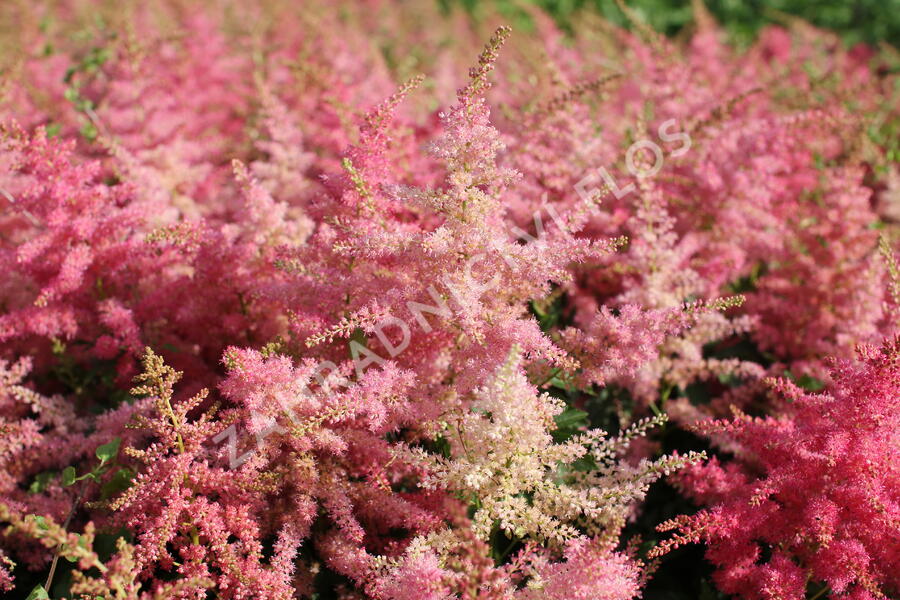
[0, 1, 896, 598]
[655, 337, 900, 600]
[108, 348, 303, 599]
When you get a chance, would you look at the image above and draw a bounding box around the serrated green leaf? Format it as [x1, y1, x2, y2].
[26, 584, 50, 599]
[553, 408, 588, 430]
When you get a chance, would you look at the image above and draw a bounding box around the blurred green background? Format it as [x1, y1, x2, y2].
[441, 0, 900, 47]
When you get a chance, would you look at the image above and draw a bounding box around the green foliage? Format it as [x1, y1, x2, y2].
[530, 293, 566, 332]
[61, 466, 78, 487]
[95, 438, 121, 465]
[62, 535, 89, 563]
[60, 438, 125, 489]
[553, 406, 589, 429]
[44, 340, 133, 410]
[599, 0, 898, 46]
[27, 515, 49, 533]
[28, 472, 56, 494]
[100, 468, 134, 500]
[61, 42, 112, 142]
[783, 370, 826, 392]
[443, 0, 900, 46]
[551, 406, 589, 441]
[25, 584, 50, 600]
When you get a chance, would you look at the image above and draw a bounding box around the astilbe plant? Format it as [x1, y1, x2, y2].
[0, 124, 150, 373]
[654, 337, 900, 600]
[0, 0, 898, 598]
[498, 17, 887, 421]
[395, 346, 701, 590]
[221, 28, 673, 599]
[0, 17, 678, 599]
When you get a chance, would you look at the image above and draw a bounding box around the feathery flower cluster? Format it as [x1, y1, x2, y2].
[0, 0, 897, 598]
[657, 337, 900, 600]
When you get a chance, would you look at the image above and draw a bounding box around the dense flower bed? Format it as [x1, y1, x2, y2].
[0, 1, 897, 599]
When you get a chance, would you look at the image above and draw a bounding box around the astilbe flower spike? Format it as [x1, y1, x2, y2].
[0, 1, 897, 599]
[657, 337, 900, 600]
[105, 348, 305, 599]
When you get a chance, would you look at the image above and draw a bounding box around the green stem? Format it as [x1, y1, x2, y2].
[46, 482, 87, 591]
[808, 585, 830, 600]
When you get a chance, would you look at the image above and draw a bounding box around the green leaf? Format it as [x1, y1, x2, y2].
[26, 584, 50, 599]
[29, 471, 55, 494]
[29, 515, 49, 532]
[100, 468, 134, 500]
[95, 437, 121, 464]
[553, 408, 588, 430]
[783, 370, 826, 393]
[80, 122, 98, 142]
[570, 454, 598, 472]
[63, 534, 90, 563]
[51, 337, 66, 355]
[348, 327, 367, 353]
[94, 530, 132, 562]
[62, 466, 77, 487]
[545, 375, 569, 391]
[552, 407, 589, 443]
[796, 374, 825, 392]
